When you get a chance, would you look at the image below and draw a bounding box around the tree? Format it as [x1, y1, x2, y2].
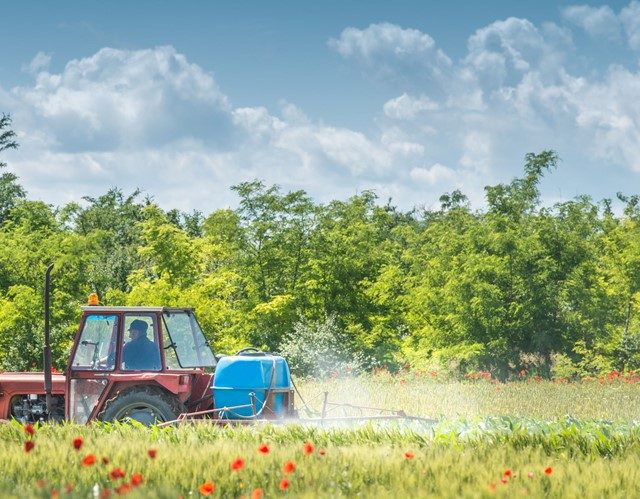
[0, 114, 25, 224]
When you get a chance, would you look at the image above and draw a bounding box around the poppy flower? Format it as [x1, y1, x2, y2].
[500, 478, 508, 485]
[65, 484, 73, 493]
[404, 451, 415, 460]
[130, 473, 143, 487]
[82, 454, 97, 466]
[527, 472, 534, 479]
[318, 448, 326, 456]
[50, 488, 59, 498]
[102, 457, 110, 465]
[503, 469, 512, 478]
[147, 449, 157, 459]
[487, 483, 497, 492]
[100, 489, 111, 498]
[73, 437, 83, 451]
[230, 457, 245, 471]
[282, 460, 296, 474]
[199, 481, 215, 495]
[24, 440, 35, 453]
[23, 423, 35, 436]
[544, 466, 553, 475]
[251, 488, 263, 499]
[115, 483, 131, 495]
[109, 467, 126, 480]
[303, 442, 314, 455]
[279, 479, 290, 491]
[258, 444, 269, 454]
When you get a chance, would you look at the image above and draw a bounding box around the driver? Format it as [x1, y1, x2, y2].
[122, 319, 161, 370]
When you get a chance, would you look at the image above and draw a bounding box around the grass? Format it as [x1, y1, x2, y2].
[1, 378, 639, 498]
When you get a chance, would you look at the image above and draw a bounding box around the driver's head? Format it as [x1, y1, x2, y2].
[128, 319, 149, 340]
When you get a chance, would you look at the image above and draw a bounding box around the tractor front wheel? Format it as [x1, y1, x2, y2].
[98, 386, 184, 425]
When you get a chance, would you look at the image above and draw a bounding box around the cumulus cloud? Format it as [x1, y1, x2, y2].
[328, 23, 452, 83]
[464, 17, 571, 94]
[22, 52, 52, 74]
[621, 1, 640, 50]
[3, 46, 442, 211]
[562, 5, 622, 40]
[410, 163, 454, 184]
[7, 7, 640, 215]
[383, 93, 438, 120]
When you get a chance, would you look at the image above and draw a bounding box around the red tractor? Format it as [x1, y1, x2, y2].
[0, 265, 286, 425]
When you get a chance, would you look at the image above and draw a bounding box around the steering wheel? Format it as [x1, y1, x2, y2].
[235, 347, 266, 356]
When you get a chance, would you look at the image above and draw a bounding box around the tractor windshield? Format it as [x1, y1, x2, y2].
[72, 314, 118, 371]
[162, 311, 216, 368]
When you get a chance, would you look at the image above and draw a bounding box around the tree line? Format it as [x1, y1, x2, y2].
[1, 114, 639, 378]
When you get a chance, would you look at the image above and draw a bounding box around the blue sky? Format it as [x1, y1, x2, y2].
[1, 1, 640, 212]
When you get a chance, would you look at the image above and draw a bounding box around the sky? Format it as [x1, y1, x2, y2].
[1, 0, 640, 213]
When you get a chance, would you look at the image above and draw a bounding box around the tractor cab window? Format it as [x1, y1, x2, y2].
[72, 315, 118, 371]
[163, 311, 216, 368]
[122, 315, 162, 371]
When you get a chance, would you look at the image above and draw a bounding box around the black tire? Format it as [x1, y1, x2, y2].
[98, 386, 184, 426]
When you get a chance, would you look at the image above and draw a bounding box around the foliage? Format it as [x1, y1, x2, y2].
[0, 118, 639, 379]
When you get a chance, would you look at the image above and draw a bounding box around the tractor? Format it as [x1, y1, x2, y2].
[0, 266, 296, 425]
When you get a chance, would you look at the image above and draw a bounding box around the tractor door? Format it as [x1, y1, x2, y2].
[66, 314, 119, 423]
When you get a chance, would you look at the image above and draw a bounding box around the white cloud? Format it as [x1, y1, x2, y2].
[410, 163, 454, 184]
[464, 18, 570, 94]
[13, 46, 232, 152]
[562, 5, 622, 40]
[22, 52, 52, 74]
[328, 23, 452, 82]
[3, 46, 440, 212]
[621, 1, 640, 50]
[383, 93, 438, 119]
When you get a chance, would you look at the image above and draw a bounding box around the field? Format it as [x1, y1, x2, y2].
[2, 377, 640, 498]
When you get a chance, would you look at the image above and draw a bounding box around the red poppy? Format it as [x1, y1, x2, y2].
[251, 488, 264, 499]
[199, 481, 215, 495]
[318, 448, 326, 456]
[102, 457, 110, 465]
[282, 460, 296, 474]
[50, 488, 59, 498]
[500, 478, 508, 485]
[279, 479, 290, 491]
[109, 467, 126, 480]
[147, 449, 157, 459]
[82, 454, 97, 466]
[23, 423, 35, 436]
[544, 466, 553, 475]
[503, 469, 512, 478]
[258, 443, 270, 454]
[487, 483, 497, 492]
[303, 442, 314, 455]
[115, 483, 131, 495]
[65, 484, 73, 493]
[404, 451, 415, 459]
[100, 489, 111, 498]
[73, 436, 83, 451]
[230, 457, 245, 471]
[130, 473, 143, 487]
[24, 440, 35, 453]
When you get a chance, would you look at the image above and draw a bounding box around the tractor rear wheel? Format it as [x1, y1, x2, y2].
[98, 386, 184, 425]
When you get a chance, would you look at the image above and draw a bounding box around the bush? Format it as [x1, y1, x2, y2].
[278, 314, 366, 378]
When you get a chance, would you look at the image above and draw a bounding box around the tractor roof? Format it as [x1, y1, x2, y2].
[80, 306, 194, 313]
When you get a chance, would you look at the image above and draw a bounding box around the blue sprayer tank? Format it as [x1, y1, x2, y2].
[212, 352, 293, 419]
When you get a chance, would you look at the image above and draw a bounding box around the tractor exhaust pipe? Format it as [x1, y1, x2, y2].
[43, 264, 54, 417]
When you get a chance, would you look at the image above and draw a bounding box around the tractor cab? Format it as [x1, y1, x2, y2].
[66, 303, 217, 423]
